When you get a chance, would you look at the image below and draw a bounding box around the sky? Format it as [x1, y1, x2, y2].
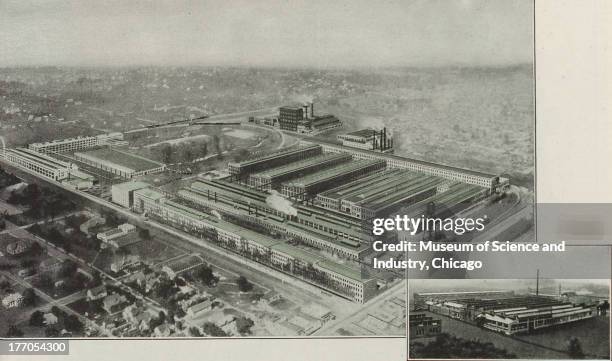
[0, 0, 533, 68]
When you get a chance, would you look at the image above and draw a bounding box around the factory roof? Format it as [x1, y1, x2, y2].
[134, 187, 165, 201]
[75, 148, 163, 171]
[299, 137, 497, 179]
[112, 181, 150, 192]
[230, 144, 321, 168]
[316, 260, 364, 282]
[282, 159, 384, 188]
[280, 104, 307, 110]
[343, 129, 379, 138]
[250, 153, 350, 180]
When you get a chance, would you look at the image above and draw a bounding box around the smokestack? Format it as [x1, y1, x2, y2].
[310, 103, 314, 119]
[383, 127, 387, 150]
[536, 269, 539, 296]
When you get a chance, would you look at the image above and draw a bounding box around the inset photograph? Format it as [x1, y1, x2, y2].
[408, 278, 611, 359]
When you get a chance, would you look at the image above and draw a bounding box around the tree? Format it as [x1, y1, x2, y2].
[138, 228, 151, 240]
[45, 327, 60, 337]
[201, 322, 227, 337]
[22, 288, 36, 307]
[567, 337, 585, 359]
[6, 325, 24, 337]
[59, 259, 78, 278]
[29, 310, 45, 326]
[188, 327, 202, 337]
[193, 265, 218, 287]
[235, 317, 254, 335]
[598, 300, 610, 316]
[160, 144, 173, 164]
[64, 314, 83, 333]
[236, 275, 253, 292]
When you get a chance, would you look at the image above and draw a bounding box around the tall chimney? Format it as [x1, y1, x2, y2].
[310, 102, 314, 119]
[536, 269, 539, 296]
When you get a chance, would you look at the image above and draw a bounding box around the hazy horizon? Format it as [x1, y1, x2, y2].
[1, 0, 533, 68]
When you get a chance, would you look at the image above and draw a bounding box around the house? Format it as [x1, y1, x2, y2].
[186, 300, 213, 317]
[122, 305, 155, 331]
[2, 292, 24, 308]
[44, 313, 59, 325]
[39, 258, 63, 275]
[160, 255, 204, 279]
[127, 271, 159, 293]
[87, 285, 108, 301]
[110, 254, 141, 273]
[79, 215, 106, 234]
[102, 293, 128, 314]
[6, 240, 30, 255]
[153, 324, 172, 337]
[97, 223, 137, 245]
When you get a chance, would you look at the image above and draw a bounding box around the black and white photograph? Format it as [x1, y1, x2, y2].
[409, 277, 611, 359]
[0, 0, 541, 342]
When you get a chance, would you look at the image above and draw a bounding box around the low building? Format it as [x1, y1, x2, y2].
[4, 148, 76, 181]
[187, 300, 213, 317]
[39, 257, 64, 276]
[102, 293, 128, 314]
[2, 292, 24, 308]
[110, 254, 141, 273]
[337, 128, 393, 152]
[154, 324, 172, 337]
[6, 240, 30, 255]
[87, 285, 108, 301]
[161, 255, 204, 279]
[74, 148, 165, 179]
[97, 223, 137, 245]
[409, 313, 442, 339]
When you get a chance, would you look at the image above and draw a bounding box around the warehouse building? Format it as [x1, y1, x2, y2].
[228, 144, 322, 177]
[247, 153, 351, 190]
[29, 133, 124, 153]
[316, 170, 445, 220]
[178, 180, 371, 259]
[111, 181, 151, 209]
[301, 138, 505, 190]
[74, 148, 165, 179]
[280, 159, 386, 200]
[4, 147, 76, 181]
[337, 128, 393, 152]
[131, 187, 374, 303]
[414, 291, 597, 335]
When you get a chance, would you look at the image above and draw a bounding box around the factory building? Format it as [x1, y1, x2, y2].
[4, 147, 76, 181]
[280, 159, 386, 200]
[247, 153, 352, 191]
[130, 186, 374, 303]
[74, 148, 165, 179]
[111, 181, 151, 209]
[414, 291, 598, 335]
[278, 103, 341, 134]
[316, 170, 444, 220]
[409, 314, 442, 339]
[228, 144, 322, 177]
[28, 133, 124, 154]
[278, 104, 308, 131]
[413, 291, 515, 311]
[303, 139, 505, 190]
[177, 180, 371, 259]
[337, 128, 393, 152]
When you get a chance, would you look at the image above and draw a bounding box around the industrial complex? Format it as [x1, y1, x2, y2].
[1, 102, 510, 305]
[413, 290, 601, 335]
